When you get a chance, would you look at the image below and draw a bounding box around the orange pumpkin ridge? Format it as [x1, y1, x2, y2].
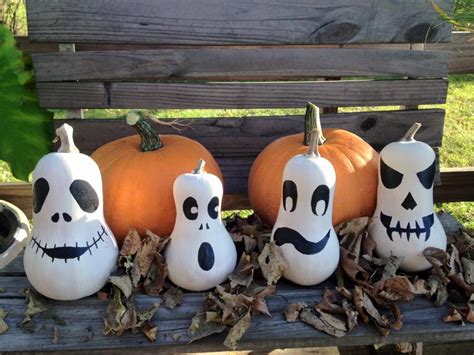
[248, 103, 378, 227]
[91, 112, 223, 245]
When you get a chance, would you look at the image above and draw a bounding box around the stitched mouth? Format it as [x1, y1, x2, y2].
[30, 225, 108, 263]
[274, 227, 330, 255]
[380, 212, 434, 242]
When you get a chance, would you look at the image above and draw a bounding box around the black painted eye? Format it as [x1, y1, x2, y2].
[183, 197, 198, 220]
[311, 185, 330, 216]
[207, 196, 219, 219]
[33, 178, 49, 213]
[417, 159, 436, 189]
[380, 158, 403, 189]
[282, 180, 297, 212]
[69, 180, 99, 213]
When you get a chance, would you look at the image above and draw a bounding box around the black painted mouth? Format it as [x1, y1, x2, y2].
[380, 212, 434, 242]
[274, 227, 330, 255]
[198, 242, 215, 271]
[30, 225, 108, 263]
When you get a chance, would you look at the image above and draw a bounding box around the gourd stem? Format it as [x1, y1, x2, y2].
[305, 129, 321, 158]
[126, 111, 163, 152]
[192, 159, 206, 174]
[304, 102, 326, 146]
[55, 123, 79, 153]
[401, 122, 422, 141]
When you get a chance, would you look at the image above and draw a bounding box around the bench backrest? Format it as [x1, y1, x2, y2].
[25, 0, 453, 209]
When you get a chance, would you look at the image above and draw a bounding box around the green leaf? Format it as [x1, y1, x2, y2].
[0, 26, 53, 181]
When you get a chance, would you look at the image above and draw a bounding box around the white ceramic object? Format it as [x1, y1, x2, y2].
[24, 124, 118, 300]
[369, 123, 446, 272]
[165, 159, 237, 291]
[271, 127, 340, 286]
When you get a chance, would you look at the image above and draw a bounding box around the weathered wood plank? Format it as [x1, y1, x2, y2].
[36, 80, 448, 109]
[32, 48, 450, 82]
[25, 0, 452, 45]
[434, 167, 474, 203]
[426, 32, 474, 74]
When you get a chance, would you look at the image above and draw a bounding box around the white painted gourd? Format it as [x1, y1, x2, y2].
[24, 124, 118, 300]
[165, 159, 237, 291]
[271, 128, 340, 286]
[369, 123, 447, 272]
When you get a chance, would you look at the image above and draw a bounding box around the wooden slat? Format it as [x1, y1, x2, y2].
[32, 48, 450, 82]
[36, 79, 448, 109]
[434, 167, 474, 203]
[426, 32, 474, 74]
[25, 0, 452, 45]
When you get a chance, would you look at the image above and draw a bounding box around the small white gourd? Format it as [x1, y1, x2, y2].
[165, 159, 237, 291]
[369, 123, 447, 272]
[271, 127, 340, 286]
[24, 124, 118, 300]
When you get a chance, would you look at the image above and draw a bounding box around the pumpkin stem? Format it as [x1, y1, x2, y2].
[192, 158, 206, 174]
[306, 129, 321, 158]
[126, 111, 163, 152]
[401, 122, 422, 141]
[54, 123, 80, 153]
[304, 102, 326, 146]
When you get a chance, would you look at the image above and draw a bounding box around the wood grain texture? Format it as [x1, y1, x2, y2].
[32, 48, 450, 82]
[426, 32, 474, 74]
[25, 0, 452, 44]
[0, 213, 466, 352]
[434, 168, 474, 203]
[36, 79, 448, 109]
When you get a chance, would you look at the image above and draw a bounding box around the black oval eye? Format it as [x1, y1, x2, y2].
[69, 180, 99, 213]
[311, 185, 330, 216]
[183, 197, 198, 220]
[33, 178, 49, 213]
[417, 159, 436, 189]
[282, 180, 297, 212]
[380, 158, 403, 189]
[207, 196, 219, 219]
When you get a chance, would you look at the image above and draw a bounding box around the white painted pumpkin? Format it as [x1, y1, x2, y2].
[24, 124, 118, 300]
[0, 200, 31, 269]
[368, 123, 446, 272]
[271, 127, 340, 286]
[165, 159, 237, 291]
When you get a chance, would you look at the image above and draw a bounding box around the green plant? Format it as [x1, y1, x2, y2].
[0, 26, 53, 181]
[432, 0, 474, 31]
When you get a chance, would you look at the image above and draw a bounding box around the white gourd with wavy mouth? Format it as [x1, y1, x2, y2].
[165, 159, 237, 291]
[24, 124, 118, 300]
[271, 127, 340, 286]
[369, 123, 447, 272]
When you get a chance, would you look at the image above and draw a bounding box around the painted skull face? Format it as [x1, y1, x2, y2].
[165, 163, 237, 291]
[271, 154, 340, 286]
[24, 151, 118, 300]
[369, 137, 446, 272]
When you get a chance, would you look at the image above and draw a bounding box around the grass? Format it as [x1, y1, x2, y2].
[1, 74, 473, 227]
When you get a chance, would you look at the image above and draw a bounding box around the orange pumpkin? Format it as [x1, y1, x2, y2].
[91, 112, 223, 244]
[248, 103, 378, 227]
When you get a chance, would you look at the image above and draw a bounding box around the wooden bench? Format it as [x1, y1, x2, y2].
[1, 0, 473, 352]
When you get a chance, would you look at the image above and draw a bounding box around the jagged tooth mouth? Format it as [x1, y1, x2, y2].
[380, 212, 434, 242]
[29, 225, 108, 263]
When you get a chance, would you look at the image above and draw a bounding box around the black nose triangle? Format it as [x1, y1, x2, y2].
[401, 192, 417, 210]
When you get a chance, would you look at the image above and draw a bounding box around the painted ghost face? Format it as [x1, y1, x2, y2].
[165, 164, 237, 291]
[24, 152, 118, 300]
[271, 154, 340, 286]
[369, 137, 446, 272]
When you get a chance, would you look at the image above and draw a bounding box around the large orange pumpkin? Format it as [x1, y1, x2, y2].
[248, 103, 378, 227]
[91, 112, 223, 244]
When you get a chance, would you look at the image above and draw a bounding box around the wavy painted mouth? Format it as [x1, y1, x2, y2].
[274, 227, 330, 255]
[380, 212, 434, 242]
[30, 225, 108, 263]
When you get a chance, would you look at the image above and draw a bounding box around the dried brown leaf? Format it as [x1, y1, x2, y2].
[120, 229, 142, 256]
[135, 302, 160, 329]
[284, 302, 307, 322]
[300, 308, 346, 338]
[241, 224, 259, 237]
[340, 248, 369, 286]
[229, 253, 254, 290]
[342, 299, 358, 331]
[138, 231, 161, 276]
[103, 288, 137, 336]
[0, 308, 8, 335]
[381, 276, 417, 302]
[144, 254, 168, 296]
[443, 308, 464, 323]
[141, 322, 158, 342]
[23, 288, 49, 323]
[337, 217, 369, 236]
[109, 275, 133, 299]
[423, 247, 448, 268]
[258, 241, 288, 285]
[163, 287, 183, 309]
[252, 297, 271, 317]
[462, 257, 474, 284]
[188, 312, 226, 343]
[317, 310, 347, 332]
[223, 311, 252, 350]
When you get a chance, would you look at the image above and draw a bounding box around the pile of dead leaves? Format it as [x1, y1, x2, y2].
[102, 229, 183, 342]
[284, 216, 474, 337]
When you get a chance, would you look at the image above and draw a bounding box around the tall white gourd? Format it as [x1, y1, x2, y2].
[24, 124, 118, 300]
[271, 126, 339, 286]
[165, 159, 237, 291]
[369, 123, 447, 272]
